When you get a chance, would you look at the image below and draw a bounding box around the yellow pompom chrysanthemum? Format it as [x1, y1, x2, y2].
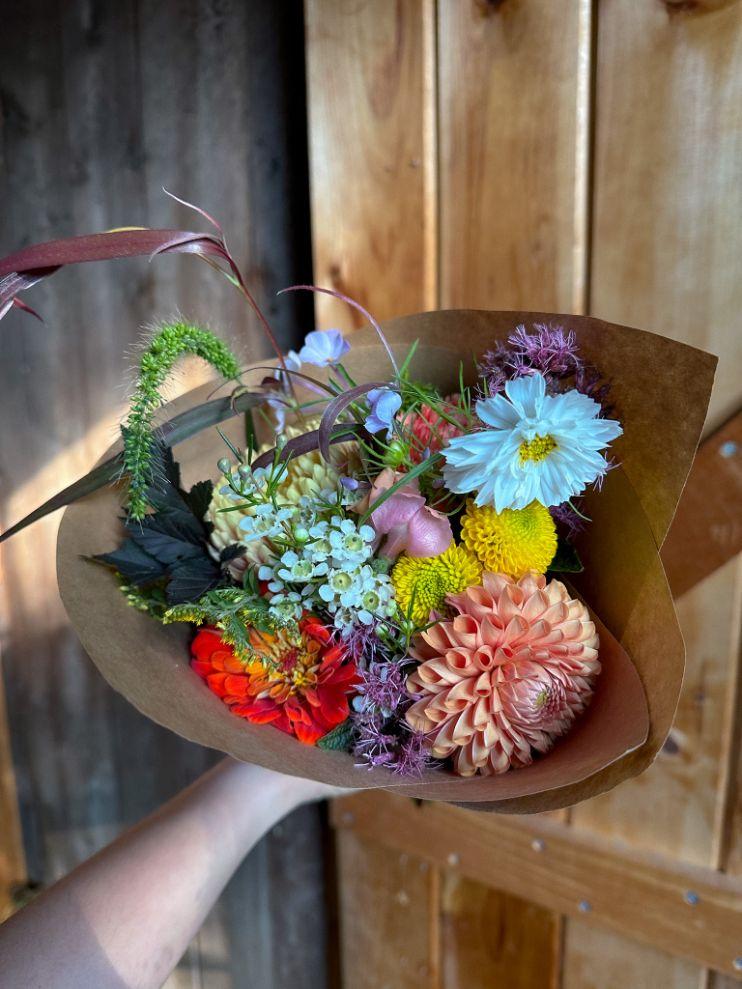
[460, 500, 557, 578]
[392, 544, 482, 625]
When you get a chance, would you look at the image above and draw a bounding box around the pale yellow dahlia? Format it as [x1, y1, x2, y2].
[391, 544, 482, 625]
[405, 571, 600, 776]
[461, 499, 557, 577]
[207, 418, 359, 575]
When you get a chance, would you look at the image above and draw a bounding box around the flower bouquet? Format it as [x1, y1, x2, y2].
[0, 214, 716, 812]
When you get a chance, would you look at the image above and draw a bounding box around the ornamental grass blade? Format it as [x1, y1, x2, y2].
[0, 389, 265, 544]
[0, 228, 234, 323]
[251, 423, 363, 472]
[318, 382, 386, 461]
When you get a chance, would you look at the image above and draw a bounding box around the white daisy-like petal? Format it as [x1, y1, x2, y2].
[475, 394, 521, 429]
[504, 372, 546, 417]
[441, 371, 621, 510]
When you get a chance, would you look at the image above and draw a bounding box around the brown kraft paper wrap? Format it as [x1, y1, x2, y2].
[57, 311, 717, 813]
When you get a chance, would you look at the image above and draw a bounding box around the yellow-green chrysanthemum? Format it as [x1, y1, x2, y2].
[207, 417, 359, 570]
[392, 544, 482, 625]
[461, 500, 557, 577]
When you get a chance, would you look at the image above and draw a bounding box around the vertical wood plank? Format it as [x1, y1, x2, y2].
[572, 2, 742, 986]
[0, 2, 322, 986]
[305, 2, 442, 984]
[336, 828, 436, 989]
[0, 664, 25, 920]
[589, 0, 742, 432]
[562, 922, 702, 989]
[304, 0, 436, 330]
[707, 554, 742, 989]
[440, 874, 559, 989]
[437, 0, 593, 314]
[434, 3, 593, 986]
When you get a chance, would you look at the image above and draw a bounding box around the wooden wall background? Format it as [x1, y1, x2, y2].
[0, 2, 330, 987]
[304, 1, 742, 987]
[2, 1, 742, 988]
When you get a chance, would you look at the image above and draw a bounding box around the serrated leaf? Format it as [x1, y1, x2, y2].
[220, 543, 245, 563]
[317, 719, 356, 752]
[129, 528, 204, 566]
[95, 541, 168, 585]
[166, 557, 224, 604]
[184, 479, 213, 521]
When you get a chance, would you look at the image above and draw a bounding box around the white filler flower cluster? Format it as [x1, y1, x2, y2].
[258, 515, 396, 633]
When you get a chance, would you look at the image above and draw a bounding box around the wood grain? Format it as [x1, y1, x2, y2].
[589, 0, 742, 433]
[574, 2, 742, 985]
[335, 828, 437, 989]
[437, 0, 593, 314]
[440, 874, 559, 989]
[562, 922, 702, 989]
[304, 0, 436, 331]
[0, 2, 323, 986]
[334, 791, 742, 979]
[661, 410, 742, 599]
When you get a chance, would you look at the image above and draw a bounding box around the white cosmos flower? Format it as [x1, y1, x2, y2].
[442, 372, 622, 511]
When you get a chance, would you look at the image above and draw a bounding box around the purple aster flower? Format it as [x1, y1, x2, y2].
[298, 328, 350, 367]
[364, 386, 402, 438]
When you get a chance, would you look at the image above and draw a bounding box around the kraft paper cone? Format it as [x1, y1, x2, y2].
[57, 311, 716, 812]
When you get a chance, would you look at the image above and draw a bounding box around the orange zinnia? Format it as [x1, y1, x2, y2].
[191, 617, 358, 745]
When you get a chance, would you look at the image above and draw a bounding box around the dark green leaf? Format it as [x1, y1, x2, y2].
[184, 479, 213, 521]
[95, 541, 168, 585]
[317, 719, 356, 752]
[166, 557, 224, 605]
[548, 540, 584, 574]
[220, 543, 245, 563]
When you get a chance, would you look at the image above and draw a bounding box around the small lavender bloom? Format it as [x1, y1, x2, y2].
[364, 387, 402, 437]
[355, 659, 408, 717]
[353, 720, 398, 768]
[390, 731, 431, 778]
[477, 341, 512, 396]
[337, 620, 385, 666]
[550, 502, 586, 541]
[339, 475, 360, 491]
[508, 323, 582, 377]
[298, 329, 350, 367]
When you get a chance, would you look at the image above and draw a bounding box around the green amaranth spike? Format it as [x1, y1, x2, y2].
[123, 322, 241, 520]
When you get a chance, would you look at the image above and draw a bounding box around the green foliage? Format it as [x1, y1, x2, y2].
[163, 585, 288, 662]
[117, 578, 169, 620]
[317, 719, 356, 752]
[548, 538, 584, 575]
[123, 322, 241, 519]
[96, 442, 244, 605]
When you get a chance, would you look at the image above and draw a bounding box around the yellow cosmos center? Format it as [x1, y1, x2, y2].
[519, 434, 557, 464]
[392, 544, 483, 625]
[461, 500, 557, 578]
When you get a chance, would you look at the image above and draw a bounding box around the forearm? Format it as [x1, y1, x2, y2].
[0, 759, 327, 989]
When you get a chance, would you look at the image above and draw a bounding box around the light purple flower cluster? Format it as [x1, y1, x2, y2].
[550, 501, 587, 541]
[350, 658, 432, 777]
[479, 323, 611, 409]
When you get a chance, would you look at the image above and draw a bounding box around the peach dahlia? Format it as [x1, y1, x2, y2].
[405, 572, 600, 776]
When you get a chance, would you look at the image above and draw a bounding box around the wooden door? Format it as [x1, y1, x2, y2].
[304, 1, 742, 986]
